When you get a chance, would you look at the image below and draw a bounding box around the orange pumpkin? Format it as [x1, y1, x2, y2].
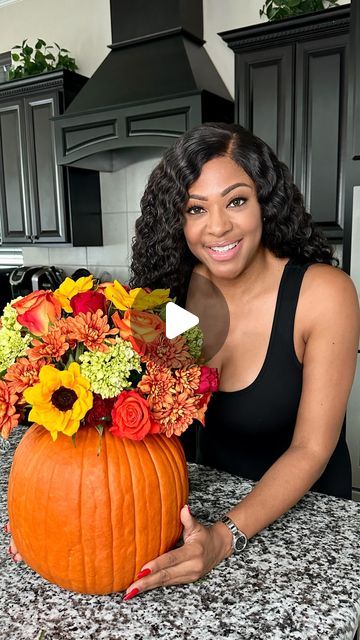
[8, 423, 188, 595]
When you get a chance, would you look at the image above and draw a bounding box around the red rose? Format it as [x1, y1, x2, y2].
[110, 390, 160, 441]
[84, 394, 115, 428]
[70, 290, 107, 315]
[196, 366, 219, 394]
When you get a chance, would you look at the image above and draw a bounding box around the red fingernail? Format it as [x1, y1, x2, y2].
[136, 568, 151, 579]
[3, 523, 9, 533]
[123, 587, 139, 601]
[7, 546, 12, 555]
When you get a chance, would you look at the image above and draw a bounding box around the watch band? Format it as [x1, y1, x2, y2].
[221, 515, 248, 553]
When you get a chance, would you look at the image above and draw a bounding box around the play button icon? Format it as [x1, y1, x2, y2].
[165, 302, 199, 339]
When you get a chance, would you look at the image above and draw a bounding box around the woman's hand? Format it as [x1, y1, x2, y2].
[123, 505, 233, 601]
[4, 522, 23, 563]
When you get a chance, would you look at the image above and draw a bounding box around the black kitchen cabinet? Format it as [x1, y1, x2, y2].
[220, 5, 350, 242]
[348, 0, 360, 161]
[0, 70, 103, 246]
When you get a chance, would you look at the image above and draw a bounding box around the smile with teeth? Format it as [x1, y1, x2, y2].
[209, 240, 240, 252]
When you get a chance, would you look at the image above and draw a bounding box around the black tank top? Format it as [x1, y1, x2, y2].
[196, 259, 352, 499]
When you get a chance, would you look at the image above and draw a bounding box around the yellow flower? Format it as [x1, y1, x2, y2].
[104, 281, 171, 311]
[54, 275, 94, 313]
[23, 362, 93, 440]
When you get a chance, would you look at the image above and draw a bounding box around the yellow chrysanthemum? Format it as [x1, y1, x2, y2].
[104, 281, 171, 311]
[53, 275, 94, 313]
[23, 362, 93, 440]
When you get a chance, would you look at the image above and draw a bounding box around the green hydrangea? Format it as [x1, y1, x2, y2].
[0, 301, 32, 372]
[183, 325, 204, 361]
[79, 338, 142, 398]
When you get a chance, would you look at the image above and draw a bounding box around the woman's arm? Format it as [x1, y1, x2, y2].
[217, 264, 359, 550]
[123, 265, 359, 599]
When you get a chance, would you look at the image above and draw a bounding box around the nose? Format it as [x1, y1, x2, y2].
[206, 205, 233, 237]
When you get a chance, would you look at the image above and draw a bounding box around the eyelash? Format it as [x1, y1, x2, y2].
[185, 196, 247, 215]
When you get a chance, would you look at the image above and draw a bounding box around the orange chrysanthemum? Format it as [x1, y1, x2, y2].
[4, 357, 47, 397]
[0, 379, 20, 439]
[27, 328, 69, 362]
[173, 366, 202, 394]
[152, 391, 199, 437]
[144, 334, 193, 369]
[137, 361, 174, 410]
[66, 309, 118, 352]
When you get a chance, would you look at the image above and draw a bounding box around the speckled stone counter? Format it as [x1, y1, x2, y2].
[1, 429, 360, 640]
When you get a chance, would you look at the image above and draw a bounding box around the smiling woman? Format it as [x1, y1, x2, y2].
[126, 122, 359, 602]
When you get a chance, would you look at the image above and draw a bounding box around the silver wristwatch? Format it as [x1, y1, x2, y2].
[221, 515, 248, 553]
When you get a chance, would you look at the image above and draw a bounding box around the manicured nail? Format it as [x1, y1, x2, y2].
[123, 587, 139, 601]
[3, 523, 10, 533]
[136, 568, 151, 579]
[11, 555, 19, 563]
[7, 546, 12, 555]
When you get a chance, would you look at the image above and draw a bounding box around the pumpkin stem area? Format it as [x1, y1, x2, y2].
[51, 386, 78, 411]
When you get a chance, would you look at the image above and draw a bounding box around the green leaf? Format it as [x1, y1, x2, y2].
[287, 0, 302, 6]
[60, 48, 69, 52]
[23, 45, 33, 56]
[71, 434, 77, 448]
[54, 42, 60, 49]
[11, 53, 20, 61]
[45, 53, 56, 61]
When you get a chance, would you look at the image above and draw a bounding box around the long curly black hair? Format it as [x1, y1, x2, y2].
[129, 122, 337, 306]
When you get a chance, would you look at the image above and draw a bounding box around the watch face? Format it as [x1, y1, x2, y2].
[234, 534, 247, 552]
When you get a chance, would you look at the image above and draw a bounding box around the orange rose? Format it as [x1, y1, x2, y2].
[110, 390, 160, 441]
[112, 310, 165, 346]
[12, 290, 62, 336]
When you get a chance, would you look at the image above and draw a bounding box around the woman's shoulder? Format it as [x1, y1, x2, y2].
[300, 262, 359, 338]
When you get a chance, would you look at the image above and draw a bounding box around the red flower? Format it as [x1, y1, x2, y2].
[84, 394, 116, 428]
[110, 390, 160, 441]
[70, 290, 107, 316]
[196, 366, 219, 394]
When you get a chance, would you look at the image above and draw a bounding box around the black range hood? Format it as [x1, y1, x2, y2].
[54, 0, 233, 172]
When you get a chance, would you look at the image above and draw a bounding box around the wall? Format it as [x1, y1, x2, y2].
[0, 0, 349, 279]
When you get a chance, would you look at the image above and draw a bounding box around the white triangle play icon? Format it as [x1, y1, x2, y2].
[165, 302, 199, 339]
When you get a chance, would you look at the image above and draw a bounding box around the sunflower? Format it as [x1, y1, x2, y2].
[23, 362, 93, 440]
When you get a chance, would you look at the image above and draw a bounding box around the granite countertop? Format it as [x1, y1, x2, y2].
[1, 430, 360, 640]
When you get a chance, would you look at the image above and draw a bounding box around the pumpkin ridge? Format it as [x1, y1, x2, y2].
[123, 437, 144, 583]
[142, 436, 163, 559]
[155, 435, 183, 547]
[141, 436, 165, 558]
[101, 428, 115, 593]
[161, 435, 188, 526]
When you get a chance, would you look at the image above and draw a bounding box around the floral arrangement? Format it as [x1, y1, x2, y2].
[0, 275, 219, 449]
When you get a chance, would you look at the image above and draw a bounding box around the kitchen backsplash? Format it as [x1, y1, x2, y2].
[21, 150, 163, 283]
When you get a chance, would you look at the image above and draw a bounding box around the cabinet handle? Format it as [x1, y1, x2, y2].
[31, 234, 39, 241]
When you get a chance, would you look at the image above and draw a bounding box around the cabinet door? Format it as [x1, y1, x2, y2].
[348, 0, 360, 161]
[294, 35, 348, 240]
[0, 100, 32, 244]
[24, 91, 68, 242]
[235, 46, 294, 171]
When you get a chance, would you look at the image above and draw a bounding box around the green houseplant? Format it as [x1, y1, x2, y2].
[260, 0, 339, 21]
[8, 38, 78, 80]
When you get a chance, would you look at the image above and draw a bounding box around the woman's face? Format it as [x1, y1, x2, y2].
[183, 155, 263, 281]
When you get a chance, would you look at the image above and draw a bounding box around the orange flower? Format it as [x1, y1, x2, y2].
[194, 392, 212, 426]
[137, 361, 174, 410]
[112, 309, 164, 346]
[66, 309, 118, 352]
[152, 391, 200, 437]
[110, 390, 160, 441]
[12, 290, 61, 336]
[144, 334, 193, 369]
[27, 329, 69, 362]
[4, 357, 47, 397]
[173, 366, 202, 394]
[0, 380, 20, 439]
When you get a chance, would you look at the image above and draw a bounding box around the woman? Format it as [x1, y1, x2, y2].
[7, 123, 359, 601]
[121, 122, 359, 601]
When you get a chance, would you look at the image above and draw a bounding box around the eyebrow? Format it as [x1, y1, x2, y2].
[188, 182, 253, 201]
